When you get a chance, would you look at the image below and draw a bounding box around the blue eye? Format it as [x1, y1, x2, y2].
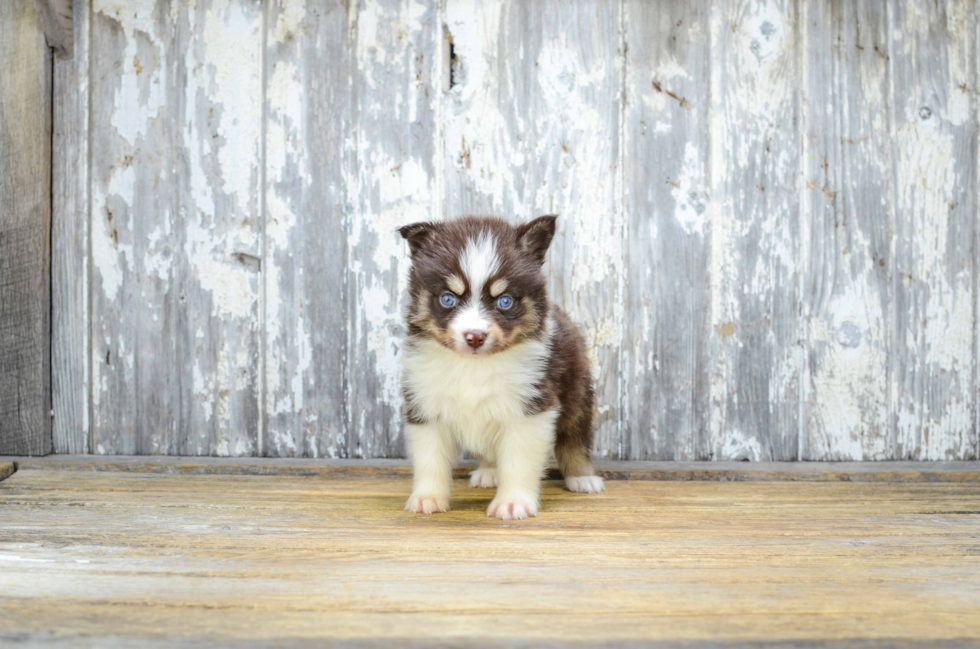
[496, 295, 514, 310]
[440, 292, 457, 308]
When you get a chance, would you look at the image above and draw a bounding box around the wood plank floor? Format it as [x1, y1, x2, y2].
[1, 466, 979, 647]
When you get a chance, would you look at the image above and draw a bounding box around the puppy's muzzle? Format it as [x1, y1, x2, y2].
[465, 330, 486, 349]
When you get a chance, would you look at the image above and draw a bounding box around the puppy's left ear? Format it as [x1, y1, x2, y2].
[515, 215, 557, 266]
[398, 221, 436, 256]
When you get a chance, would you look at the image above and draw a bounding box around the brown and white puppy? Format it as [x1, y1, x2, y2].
[398, 215, 604, 521]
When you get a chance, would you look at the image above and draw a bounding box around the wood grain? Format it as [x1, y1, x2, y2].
[0, 0, 52, 457]
[623, 0, 711, 460]
[802, 0, 893, 460]
[33, 0, 73, 58]
[52, 0, 90, 454]
[263, 0, 350, 458]
[708, 0, 803, 461]
[1, 469, 979, 645]
[443, 0, 624, 458]
[889, 0, 978, 460]
[346, 0, 441, 457]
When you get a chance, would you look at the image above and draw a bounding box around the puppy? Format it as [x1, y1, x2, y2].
[398, 215, 604, 520]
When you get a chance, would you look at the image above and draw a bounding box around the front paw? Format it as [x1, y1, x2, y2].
[469, 468, 498, 488]
[487, 492, 538, 520]
[405, 492, 450, 514]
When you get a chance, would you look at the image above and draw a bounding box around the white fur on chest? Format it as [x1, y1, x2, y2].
[402, 336, 551, 456]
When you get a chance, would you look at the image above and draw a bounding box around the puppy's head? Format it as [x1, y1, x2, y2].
[399, 215, 556, 356]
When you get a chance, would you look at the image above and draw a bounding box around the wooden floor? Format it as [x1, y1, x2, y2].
[1, 462, 980, 647]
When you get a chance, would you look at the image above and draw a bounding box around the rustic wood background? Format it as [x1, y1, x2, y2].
[51, 0, 980, 461]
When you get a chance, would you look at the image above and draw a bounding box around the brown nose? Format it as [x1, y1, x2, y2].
[465, 330, 486, 349]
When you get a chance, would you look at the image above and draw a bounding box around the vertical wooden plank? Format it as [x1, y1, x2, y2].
[0, 0, 52, 456]
[708, 0, 802, 460]
[173, 0, 264, 456]
[623, 0, 711, 460]
[443, 0, 624, 458]
[263, 0, 350, 458]
[52, 0, 90, 454]
[91, 0, 264, 456]
[90, 0, 176, 454]
[890, 0, 977, 459]
[976, 0, 980, 462]
[347, 0, 441, 458]
[801, 0, 893, 460]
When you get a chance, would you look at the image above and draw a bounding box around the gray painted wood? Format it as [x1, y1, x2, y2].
[623, 0, 711, 460]
[52, 0, 90, 454]
[889, 0, 977, 460]
[0, 0, 53, 456]
[49, 0, 980, 461]
[263, 0, 350, 458]
[708, 0, 803, 461]
[443, 0, 624, 458]
[801, 0, 893, 460]
[346, 0, 441, 458]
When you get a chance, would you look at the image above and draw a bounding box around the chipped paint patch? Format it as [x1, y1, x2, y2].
[671, 141, 708, 236]
[719, 428, 764, 462]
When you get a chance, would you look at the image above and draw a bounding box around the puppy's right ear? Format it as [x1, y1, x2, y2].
[515, 215, 557, 266]
[398, 222, 436, 256]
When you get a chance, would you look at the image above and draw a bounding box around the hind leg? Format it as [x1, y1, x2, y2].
[469, 460, 498, 488]
[555, 434, 605, 494]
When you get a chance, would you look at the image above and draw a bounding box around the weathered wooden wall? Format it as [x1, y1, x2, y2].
[1, 0, 52, 456]
[51, 0, 980, 460]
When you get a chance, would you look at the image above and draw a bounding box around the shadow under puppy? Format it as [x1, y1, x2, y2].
[399, 215, 604, 521]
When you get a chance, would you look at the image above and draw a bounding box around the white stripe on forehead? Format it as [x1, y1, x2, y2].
[459, 231, 500, 295]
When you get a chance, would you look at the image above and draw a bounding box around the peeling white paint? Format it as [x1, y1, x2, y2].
[197, 0, 261, 208]
[272, 0, 305, 42]
[719, 428, 764, 462]
[184, 220, 257, 319]
[91, 208, 124, 301]
[444, 0, 526, 212]
[94, 0, 169, 147]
